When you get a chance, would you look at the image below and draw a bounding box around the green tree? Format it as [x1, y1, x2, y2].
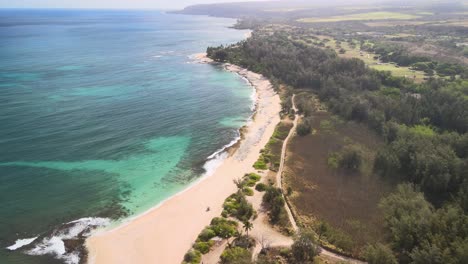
[291, 231, 321, 263]
[243, 221, 253, 236]
[364, 243, 397, 264]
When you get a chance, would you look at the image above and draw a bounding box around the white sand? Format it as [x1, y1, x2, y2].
[86, 53, 281, 264]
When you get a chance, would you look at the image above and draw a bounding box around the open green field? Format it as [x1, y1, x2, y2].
[298, 12, 421, 23]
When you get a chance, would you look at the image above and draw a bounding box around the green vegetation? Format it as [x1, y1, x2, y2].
[255, 182, 267, 192]
[254, 121, 293, 171]
[184, 217, 239, 263]
[364, 243, 398, 264]
[220, 247, 251, 264]
[262, 186, 290, 228]
[298, 12, 421, 23]
[222, 191, 255, 222]
[379, 184, 468, 263]
[335, 145, 363, 171]
[253, 156, 268, 170]
[183, 250, 202, 264]
[291, 231, 322, 263]
[297, 117, 312, 136]
[207, 29, 468, 260]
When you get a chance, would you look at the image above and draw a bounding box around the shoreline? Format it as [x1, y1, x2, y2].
[86, 53, 281, 264]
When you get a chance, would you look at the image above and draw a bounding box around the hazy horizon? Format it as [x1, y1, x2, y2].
[0, 0, 272, 10]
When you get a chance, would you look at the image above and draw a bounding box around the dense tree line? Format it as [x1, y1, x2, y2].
[207, 31, 468, 262]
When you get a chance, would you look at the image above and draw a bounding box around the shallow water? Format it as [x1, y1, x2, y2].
[0, 9, 252, 264]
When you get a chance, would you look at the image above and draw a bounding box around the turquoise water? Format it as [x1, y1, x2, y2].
[0, 9, 252, 264]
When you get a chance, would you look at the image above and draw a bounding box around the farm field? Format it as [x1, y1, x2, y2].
[297, 11, 422, 23]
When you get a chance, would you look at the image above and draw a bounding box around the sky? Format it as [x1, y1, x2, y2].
[0, 0, 267, 10]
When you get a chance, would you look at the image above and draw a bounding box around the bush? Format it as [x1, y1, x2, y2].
[197, 227, 216, 242]
[255, 183, 267, 192]
[337, 145, 363, 171]
[248, 173, 261, 182]
[183, 249, 202, 264]
[263, 186, 289, 225]
[291, 231, 321, 263]
[243, 187, 254, 196]
[220, 247, 252, 264]
[210, 217, 239, 239]
[297, 118, 312, 136]
[223, 192, 255, 222]
[193, 241, 214, 254]
[253, 156, 268, 170]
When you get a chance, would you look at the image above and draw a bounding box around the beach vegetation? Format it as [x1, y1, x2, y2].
[223, 191, 255, 222]
[186, 217, 239, 260]
[193, 241, 214, 254]
[253, 156, 268, 170]
[255, 183, 267, 192]
[197, 227, 216, 242]
[210, 217, 239, 239]
[220, 246, 252, 264]
[183, 249, 202, 264]
[242, 187, 254, 196]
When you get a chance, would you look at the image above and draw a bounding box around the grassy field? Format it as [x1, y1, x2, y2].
[309, 35, 427, 82]
[283, 93, 396, 257]
[298, 12, 421, 23]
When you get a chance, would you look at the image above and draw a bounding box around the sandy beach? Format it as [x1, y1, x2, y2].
[86, 53, 281, 264]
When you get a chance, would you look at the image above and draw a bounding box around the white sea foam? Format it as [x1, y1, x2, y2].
[9, 217, 110, 264]
[6, 237, 37, 250]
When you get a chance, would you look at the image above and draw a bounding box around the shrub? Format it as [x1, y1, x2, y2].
[243, 187, 254, 196]
[263, 186, 289, 225]
[210, 217, 239, 239]
[197, 227, 216, 242]
[248, 173, 261, 182]
[183, 249, 202, 264]
[255, 183, 267, 192]
[253, 156, 268, 170]
[336, 145, 363, 171]
[220, 247, 252, 264]
[223, 192, 255, 222]
[297, 118, 312, 136]
[291, 231, 321, 263]
[193, 241, 214, 254]
[233, 235, 255, 249]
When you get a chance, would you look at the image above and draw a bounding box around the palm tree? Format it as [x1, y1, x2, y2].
[233, 178, 244, 190]
[243, 221, 253, 236]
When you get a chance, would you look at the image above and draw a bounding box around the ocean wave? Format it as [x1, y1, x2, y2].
[7, 217, 110, 264]
[6, 237, 38, 251]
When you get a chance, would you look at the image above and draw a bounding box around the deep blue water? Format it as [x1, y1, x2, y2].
[0, 9, 252, 264]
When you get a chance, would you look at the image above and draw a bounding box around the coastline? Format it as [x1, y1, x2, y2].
[86, 53, 281, 264]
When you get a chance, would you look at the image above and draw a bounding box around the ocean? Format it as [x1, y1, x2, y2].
[0, 9, 252, 264]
